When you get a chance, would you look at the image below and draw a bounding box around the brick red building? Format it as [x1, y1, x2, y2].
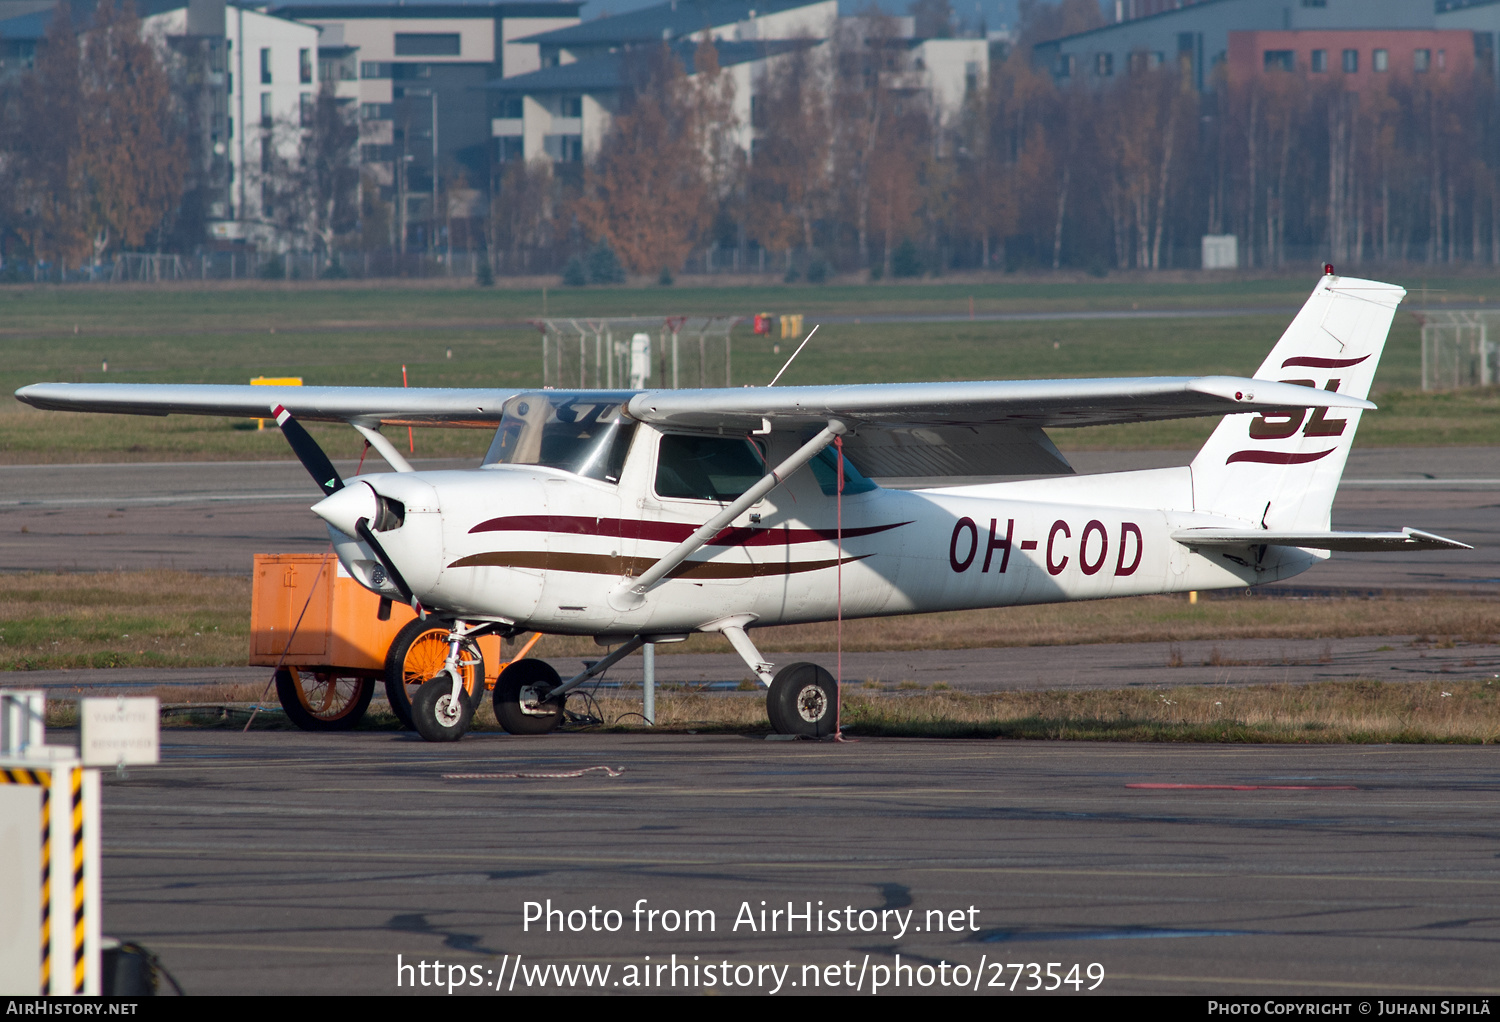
[1227, 28, 1477, 90]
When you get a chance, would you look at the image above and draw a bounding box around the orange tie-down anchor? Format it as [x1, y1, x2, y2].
[248, 553, 541, 731]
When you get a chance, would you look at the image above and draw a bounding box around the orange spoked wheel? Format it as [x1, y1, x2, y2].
[274, 666, 375, 731]
[383, 619, 484, 730]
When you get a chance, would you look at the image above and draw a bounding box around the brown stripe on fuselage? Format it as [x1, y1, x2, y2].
[468, 514, 910, 547]
[447, 550, 870, 579]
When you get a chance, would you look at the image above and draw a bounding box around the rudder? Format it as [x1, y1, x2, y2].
[1191, 272, 1406, 531]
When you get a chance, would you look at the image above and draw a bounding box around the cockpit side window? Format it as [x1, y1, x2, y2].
[483, 393, 637, 484]
[655, 434, 765, 502]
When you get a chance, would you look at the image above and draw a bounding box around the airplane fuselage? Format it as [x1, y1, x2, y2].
[322, 429, 1317, 640]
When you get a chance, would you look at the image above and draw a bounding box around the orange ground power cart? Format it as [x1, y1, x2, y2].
[249, 553, 535, 731]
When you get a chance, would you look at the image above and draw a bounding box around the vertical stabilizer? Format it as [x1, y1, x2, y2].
[1191, 273, 1405, 530]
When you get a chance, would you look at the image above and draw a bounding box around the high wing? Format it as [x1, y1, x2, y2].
[14, 383, 516, 429]
[15, 374, 1371, 478]
[626, 377, 1374, 477]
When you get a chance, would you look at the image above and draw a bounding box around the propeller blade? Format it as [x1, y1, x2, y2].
[273, 404, 344, 497]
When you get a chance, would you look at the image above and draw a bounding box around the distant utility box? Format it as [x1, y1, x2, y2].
[1201, 235, 1239, 270]
[629, 333, 651, 389]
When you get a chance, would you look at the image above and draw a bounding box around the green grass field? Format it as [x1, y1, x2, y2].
[2, 275, 1497, 461]
[4, 571, 1496, 672]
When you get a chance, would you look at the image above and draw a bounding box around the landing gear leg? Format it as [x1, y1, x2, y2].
[701, 618, 787, 729]
[410, 620, 486, 743]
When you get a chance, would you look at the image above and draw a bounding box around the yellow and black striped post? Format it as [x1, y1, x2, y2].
[70, 766, 85, 993]
[1, 761, 97, 995]
[2, 766, 50, 992]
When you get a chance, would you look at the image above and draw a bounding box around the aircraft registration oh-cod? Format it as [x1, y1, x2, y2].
[15, 271, 1471, 741]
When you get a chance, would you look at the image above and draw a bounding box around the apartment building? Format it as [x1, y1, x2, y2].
[0, 0, 316, 244]
[1030, 0, 1496, 93]
[267, 0, 581, 235]
[489, 0, 985, 170]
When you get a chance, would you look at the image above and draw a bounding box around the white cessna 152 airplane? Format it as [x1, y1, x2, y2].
[15, 272, 1469, 741]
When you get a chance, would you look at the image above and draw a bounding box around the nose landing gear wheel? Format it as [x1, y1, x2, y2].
[493, 658, 566, 735]
[275, 667, 374, 731]
[383, 619, 483, 729]
[767, 662, 839, 738]
[411, 673, 476, 742]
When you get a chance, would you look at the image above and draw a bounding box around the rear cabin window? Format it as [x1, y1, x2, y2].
[808, 448, 877, 496]
[655, 435, 765, 502]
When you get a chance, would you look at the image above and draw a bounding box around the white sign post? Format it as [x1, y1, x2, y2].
[80, 697, 160, 772]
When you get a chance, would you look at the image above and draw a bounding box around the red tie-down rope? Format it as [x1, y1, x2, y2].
[402, 364, 415, 453]
[834, 436, 853, 743]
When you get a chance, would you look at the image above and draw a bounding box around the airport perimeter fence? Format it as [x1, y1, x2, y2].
[7, 239, 1487, 286]
[540, 316, 739, 391]
[1418, 311, 1500, 390]
[0, 246, 793, 284]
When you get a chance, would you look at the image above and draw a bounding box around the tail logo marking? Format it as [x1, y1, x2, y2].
[1281, 355, 1369, 370]
[1246, 379, 1348, 440]
[1226, 448, 1336, 466]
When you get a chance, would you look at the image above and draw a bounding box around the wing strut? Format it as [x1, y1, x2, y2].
[351, 424, 414, 473]
[608, 420, 847, 611]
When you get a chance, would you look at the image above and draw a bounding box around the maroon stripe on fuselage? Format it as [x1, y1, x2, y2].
[468, 515, 911, 547]
[447, 550, 872, 579]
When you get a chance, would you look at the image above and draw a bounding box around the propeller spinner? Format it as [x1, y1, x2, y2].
[271, 403, 418, 609]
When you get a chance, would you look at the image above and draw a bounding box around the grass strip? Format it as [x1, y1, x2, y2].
[41, 679, 1500, 743]
[2, 572, 1498, 670]
[8, 297, 1499, 460]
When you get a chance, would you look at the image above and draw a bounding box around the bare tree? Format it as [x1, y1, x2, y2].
[490, 159, 555, 271]
[745, 43, 828, 264]
[830, 13, 925, 272]
[12, 2, 88, 270]
[78, 0, 186, 266]
[294, 86, 360, 259]
[575, 42, 725, 275]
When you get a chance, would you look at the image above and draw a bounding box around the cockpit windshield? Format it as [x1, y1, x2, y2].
[482, 392, 637, 483]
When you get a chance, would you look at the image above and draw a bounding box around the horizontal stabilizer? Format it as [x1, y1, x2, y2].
[1171, 527, 1471, 552]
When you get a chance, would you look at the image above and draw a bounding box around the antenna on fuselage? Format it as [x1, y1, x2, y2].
[767, 324, 819, 387]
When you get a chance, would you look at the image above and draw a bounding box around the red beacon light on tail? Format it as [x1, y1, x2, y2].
[1324, 263, 1336, 275]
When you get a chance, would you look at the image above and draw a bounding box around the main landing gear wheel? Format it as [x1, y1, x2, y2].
[383, 619, 483, 729]
[410, 673, 475, 742]
[767, 662, 839, 738]
[493, 659, 566, 735]
[274, 666, 374, 731]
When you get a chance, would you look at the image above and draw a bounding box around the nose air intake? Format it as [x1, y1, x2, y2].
[373, 494, 406, 532]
